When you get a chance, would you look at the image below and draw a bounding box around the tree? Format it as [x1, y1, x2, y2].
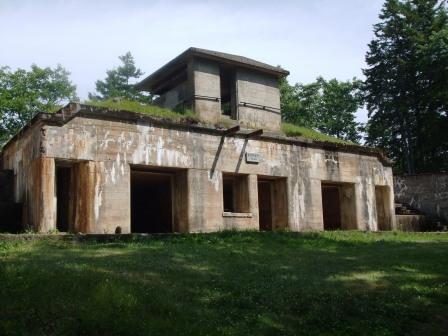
[89, 52, 152, 103]
[364, 0, 448, 174]
[280, 77, 363, 142]
[0, 65, 78, 145]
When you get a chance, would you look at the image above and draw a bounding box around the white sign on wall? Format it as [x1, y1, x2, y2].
[245, 152, 262, 164]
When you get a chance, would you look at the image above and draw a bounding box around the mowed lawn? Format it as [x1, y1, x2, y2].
[0, 232, 447, 336]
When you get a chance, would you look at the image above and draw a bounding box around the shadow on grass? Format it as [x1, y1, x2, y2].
[0, 231, 447, 336]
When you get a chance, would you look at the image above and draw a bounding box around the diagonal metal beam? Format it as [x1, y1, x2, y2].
[222, 125, 240, 136]
[246, 129, 263, 138]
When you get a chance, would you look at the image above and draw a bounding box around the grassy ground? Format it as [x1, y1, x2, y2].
[1, 231, 447, 336]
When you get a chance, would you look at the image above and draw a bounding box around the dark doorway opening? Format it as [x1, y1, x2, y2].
[258, 179, 273, 231]
[321, 184, 342, 230]
[257, 176, 288, 231]
[131, 170, 174, 233]
[375, 185, 391, 231]
[56, 166, 72, 232]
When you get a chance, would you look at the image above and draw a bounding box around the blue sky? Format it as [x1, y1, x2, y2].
[0, 0, 385, 122]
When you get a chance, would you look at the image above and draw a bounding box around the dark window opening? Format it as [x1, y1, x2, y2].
[321, 184, 342, 230]
[220, 67, 236, 118]
[56, 166, 72, 232]
[222, 173, 249, 213]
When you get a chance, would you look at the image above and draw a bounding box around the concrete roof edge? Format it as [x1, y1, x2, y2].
[2, 102, 393, 167]
[135, 47, 290, 92]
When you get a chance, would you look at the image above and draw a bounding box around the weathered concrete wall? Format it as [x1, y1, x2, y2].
[191, 58, 221, 124]
[17, 114, 394, 233]
[394, 174, 448, 223]
[236, 69, 281, 132]
[186, 59, 282, 132]
[157, 81, 188, 110]
[2, 123, 47, 229]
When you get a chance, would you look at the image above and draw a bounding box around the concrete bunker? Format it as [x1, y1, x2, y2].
[321, 182, 357, 230]
[257, 176, 288, 231]
[375, 185, 392, 231]
[130, 167, 188, 233]
[0, 48, 397, 234]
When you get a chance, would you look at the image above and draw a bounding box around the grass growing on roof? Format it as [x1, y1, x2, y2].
[282, 122, 355, 145]
[0, 231, 447, 335]
[85, 99, 197, 122]
[84, 99, 356, 145]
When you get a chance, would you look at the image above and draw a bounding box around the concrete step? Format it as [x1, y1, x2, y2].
[395, 202, 421, 216]
[396, 214, 427, 231]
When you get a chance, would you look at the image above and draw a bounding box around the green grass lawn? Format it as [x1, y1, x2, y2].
[1, 231, 447, 336]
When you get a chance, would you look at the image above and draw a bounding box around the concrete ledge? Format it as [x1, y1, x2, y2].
[222, 212, 253, 218]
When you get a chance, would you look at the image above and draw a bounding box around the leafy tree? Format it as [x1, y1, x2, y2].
[280, 77, 363, 142]
[364, 0, 448, 173]
[0, 65, 78, 145]
[89, 52, 152, 103]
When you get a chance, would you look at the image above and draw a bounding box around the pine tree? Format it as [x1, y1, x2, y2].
[89, 52, 152, 103]
[364, 0, 448, 173]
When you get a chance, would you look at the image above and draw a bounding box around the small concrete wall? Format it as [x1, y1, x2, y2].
[185, 59, 282, 131]
[191, 58, 221, 124]
[236, 69, 281, 132]
[395, 215, 427, 232]
[158, 81, 188, 110]
[394, 174, 448, 223]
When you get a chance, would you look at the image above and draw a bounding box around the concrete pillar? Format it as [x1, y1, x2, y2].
[29, 157, 56, 232]
[187, 168, 223, 232]
[73, 161, 96, 233]
[305, 179, 325, 231]
[191, 59, 221, 123]
[272, 178, 288, 230]
[248, 174, 259, 230]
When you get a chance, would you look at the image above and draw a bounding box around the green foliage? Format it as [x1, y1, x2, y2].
[85, 98, 196, 121]
[280, 77, 363, 143]
[0, 65, 78, 145]
[89, 52, 152, 103]
[364, 0, 448, 173]
[282, 122, 354, 145]
[0, 232, 447, 335]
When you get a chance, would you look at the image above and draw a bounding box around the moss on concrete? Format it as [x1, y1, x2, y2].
[281, 123, 355, 145]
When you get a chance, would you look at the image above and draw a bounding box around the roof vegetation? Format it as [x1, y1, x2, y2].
[83, 99, 355, 145]
[281, 123, 354, 145]
[85, 99, 197, 122]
